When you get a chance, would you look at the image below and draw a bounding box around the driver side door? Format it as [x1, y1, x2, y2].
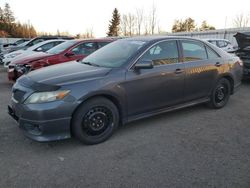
[124, 40, 185, 117]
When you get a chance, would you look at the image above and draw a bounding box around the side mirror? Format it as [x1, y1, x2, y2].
[65, 52, 75, 57]
[134, 60, 154, 70]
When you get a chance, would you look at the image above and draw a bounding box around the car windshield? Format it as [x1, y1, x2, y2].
[47, 40, 77, 54]
[81, 40, 146, 68]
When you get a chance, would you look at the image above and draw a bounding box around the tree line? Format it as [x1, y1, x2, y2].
[107, 6, 161, 37]
[0, 3, 37, 38]
[107, 8, 217, 37]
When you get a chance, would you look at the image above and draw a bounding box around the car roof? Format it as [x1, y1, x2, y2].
[36, 35, 74, 39]
[203, 38, 230, 41]
[121, 35, 206, 43]
[71, 38, 117, 44]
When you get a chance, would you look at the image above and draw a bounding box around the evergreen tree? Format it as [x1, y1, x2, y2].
[4, 3, 15, 23]
[0, 7, 4, 22]
[0, 3, 37, 38]
[107, 8, 120, 36]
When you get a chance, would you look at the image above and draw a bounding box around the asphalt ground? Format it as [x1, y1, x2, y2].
[0, 65, 250, 188]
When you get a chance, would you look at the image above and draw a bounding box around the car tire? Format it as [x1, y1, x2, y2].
[72, 97, 119, 145]
[208, 78, 231, 109]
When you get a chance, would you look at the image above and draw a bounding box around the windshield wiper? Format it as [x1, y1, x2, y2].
[82, 62, 100, 67]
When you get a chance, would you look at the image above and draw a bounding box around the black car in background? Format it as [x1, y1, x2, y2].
[8, 36, 243, 145]
[234, 32, 250, 78]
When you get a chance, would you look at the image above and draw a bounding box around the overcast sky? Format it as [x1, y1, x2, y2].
[1, 0, 250, 37]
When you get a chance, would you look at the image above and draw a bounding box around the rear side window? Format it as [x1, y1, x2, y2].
[140, 40, 179, 66]
[98, 42, 110, 48]
[217, 41, 227, 48]
[206, 46, 220, 59]
[181, 41, 207, 62]
[208, 40, 217, 46]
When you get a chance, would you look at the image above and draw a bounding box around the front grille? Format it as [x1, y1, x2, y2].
[13, 89, 26, 102]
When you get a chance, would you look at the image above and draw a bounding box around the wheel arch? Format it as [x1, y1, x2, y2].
[219, 73, 234, 94]
[70, 92, 125, 136]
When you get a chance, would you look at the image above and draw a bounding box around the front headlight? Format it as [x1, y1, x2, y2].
[25, 90, 70, 104]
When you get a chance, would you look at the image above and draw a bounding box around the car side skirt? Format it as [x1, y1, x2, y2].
[127, 97, 210, 123]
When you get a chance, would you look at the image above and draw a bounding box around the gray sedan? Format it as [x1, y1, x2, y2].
[8, 36, 243, 144]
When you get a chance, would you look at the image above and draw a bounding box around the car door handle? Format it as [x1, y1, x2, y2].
[175, 68, 184, 74]
[215, 62, 222, 67]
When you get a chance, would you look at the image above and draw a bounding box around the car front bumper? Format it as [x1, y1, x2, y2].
[8, 99, 75, 142]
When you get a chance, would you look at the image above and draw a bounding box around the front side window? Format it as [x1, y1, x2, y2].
[181, 40, 207, 62]
[139, 40, 179, 66]
[71, 42, 97, 55]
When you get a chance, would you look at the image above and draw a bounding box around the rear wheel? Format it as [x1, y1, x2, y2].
[208, 78, 231, 109]
[72, 97, 119, 145]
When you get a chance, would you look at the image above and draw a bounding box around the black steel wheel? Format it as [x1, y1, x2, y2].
[72, 97, 119, 145]
[208, 78, 231, 109]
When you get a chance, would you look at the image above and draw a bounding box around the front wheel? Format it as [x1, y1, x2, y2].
[208, 78, 231, 109]
[72, 97, 119, 145]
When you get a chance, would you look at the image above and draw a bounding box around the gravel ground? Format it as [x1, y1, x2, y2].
[0, 65, 250, 188]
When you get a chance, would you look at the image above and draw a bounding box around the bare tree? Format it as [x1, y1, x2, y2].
[149, 3, 157, 34]
[233, 13, 249, 27]
[81, 28, 94, 38]
[120, 14, 129, 36]
[143, 16, 150, 35]
[136, 8, 144, 35]
[127, 13, 136, 36]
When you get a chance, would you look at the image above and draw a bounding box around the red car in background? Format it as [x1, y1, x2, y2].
[8, 38, 115, 81]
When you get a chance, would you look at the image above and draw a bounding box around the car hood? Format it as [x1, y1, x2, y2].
[10, 52, 52, 65]
[26, 61, 112, 86]
[4, 49, 24, 57]
[234, 32, 250, 50]
[11, 51, 38, 62]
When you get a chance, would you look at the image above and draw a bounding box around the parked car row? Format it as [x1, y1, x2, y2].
[7, 36, 243, 145]
[3, 39, 66, 68]
[2, 37, 115, 81]
[0, 36, 74, 63]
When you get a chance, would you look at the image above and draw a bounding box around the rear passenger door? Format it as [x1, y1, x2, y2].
[180, 40, 221, 101]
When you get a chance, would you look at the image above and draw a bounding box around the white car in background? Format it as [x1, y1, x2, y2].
[3, 39, 65, 68]
[204, 39, 236, 53]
